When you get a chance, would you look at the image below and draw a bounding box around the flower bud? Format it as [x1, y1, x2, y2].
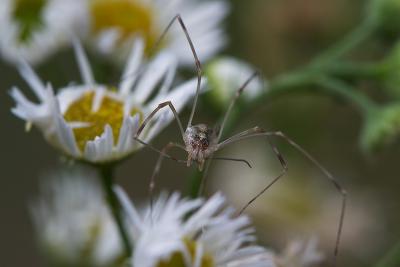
[205, 57, 266, 110]
[379, 42, 400, 98]
[360, 104, 400, 151]
[369, 0, 400, 34]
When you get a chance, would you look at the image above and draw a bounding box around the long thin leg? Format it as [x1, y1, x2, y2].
[211, 157, 253, 169]
[135, 101, 185, 140]
[149, 142, 186, 213]
[197, 156, 254, 196]
[151, 15, 202, 128]
[237, 137, 288, 215]
[217, 71, 260, 142]
[133, 136, 186, 164]
[217, 127, 346, 267]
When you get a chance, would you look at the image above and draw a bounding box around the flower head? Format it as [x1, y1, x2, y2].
[0, 0, 86, 65]
[273, 238, 324, 267]
[115, 188, 275, 267]
[205, 57, 265, 110]
[85, 0, 229, 65]
[11, 38, 199, 163]
[31, 168, 124, 266]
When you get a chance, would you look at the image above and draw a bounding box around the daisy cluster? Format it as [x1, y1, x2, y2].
[8, 1, 324, 267]
[32, 169, 323, 267]
[0, 0, 228, 66]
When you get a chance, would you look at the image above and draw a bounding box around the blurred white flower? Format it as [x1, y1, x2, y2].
[11, 38, 200, 163]
[0, 0, 87, 65]
[31, 168, 123, 266]
[274, 238, 324, 267]
[115, 188, 276, 267]
[85, 0, 229, 65]
[205, 56, 265, 107]
[210, 142, 385, 261]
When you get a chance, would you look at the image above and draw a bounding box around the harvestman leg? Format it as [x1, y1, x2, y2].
[218, 127, 347, 266]
[148, 14, 203, 129]
[136, 101, 185, 139]
[133, 14, 204, 171]
[197, 71, 261, 195]
[148, 142, 186, 211]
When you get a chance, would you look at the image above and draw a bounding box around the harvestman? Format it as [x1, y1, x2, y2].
[133, 15, 347, 266]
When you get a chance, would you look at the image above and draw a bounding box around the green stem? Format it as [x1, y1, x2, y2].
[99, 165, 132, 257]
[312, 18, 377, 67]
[376, 241, 400, 267]
[322, 61, 386, 79]
[315, 76, 378, 113]
[188, 170, 203, 198]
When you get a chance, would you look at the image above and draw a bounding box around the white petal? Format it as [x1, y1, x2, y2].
[116, 114, 140, 153]
[143, 78, 205, 141]
[67, 122, 92, 129]
[84, 124, 114, 162]
[92, 88, 106, 112]
[113, 185, 143, 238]
[183, 192, 225, 233]
[10, 87, 38, 119]
[17, 60, 46, 101]
[95, 28, 121, 54]
[119, 38, 145, 96]
[72, 37, 95, 85]
[56, 86, 88, 113]
[132, 52, 176, 104]
[147, 77, 203, 113]
[54, 114, 80, 157]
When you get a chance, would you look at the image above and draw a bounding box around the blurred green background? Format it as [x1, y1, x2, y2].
[1, 0, 399, 266]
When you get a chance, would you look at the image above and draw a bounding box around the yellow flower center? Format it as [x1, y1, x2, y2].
[157, 239, 214, 267]
[13, 0, 46, 42]
[90, 0, 158, 54]
[63, 91, 142, 152]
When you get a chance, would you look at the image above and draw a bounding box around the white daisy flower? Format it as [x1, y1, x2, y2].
[31, 168, 124, 266]
[205, 56, 266, 108]
[85, 0, 229, 65]
[0, 0, 87, 65]
[10, 38, 200, 163]
[274, 238, 324, 267]
[115, 187, 276, 267]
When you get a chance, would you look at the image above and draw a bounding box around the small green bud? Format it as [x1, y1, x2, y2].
[380, 42, 400, 98]
[369, 0, 400, 34]
[205, 57, 265, 110]
[361, 104, 400, 151]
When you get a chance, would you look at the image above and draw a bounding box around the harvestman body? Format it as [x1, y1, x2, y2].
[133, 15, 347, 266]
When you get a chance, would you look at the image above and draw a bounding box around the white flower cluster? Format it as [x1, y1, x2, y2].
[32, 168, 123, 266]
[0, 0, 229, 66]
[33, 170, 323, 267]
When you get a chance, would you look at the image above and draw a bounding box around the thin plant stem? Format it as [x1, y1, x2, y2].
[322, 61, 386, 80]
[99, 165, 132, 257]
[311, 18, 377, 67]
[315, 76, 378, 114]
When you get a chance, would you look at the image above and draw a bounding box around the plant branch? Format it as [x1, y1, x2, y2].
[311, 18, 377, 67]
[99, 165, 132, 257]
